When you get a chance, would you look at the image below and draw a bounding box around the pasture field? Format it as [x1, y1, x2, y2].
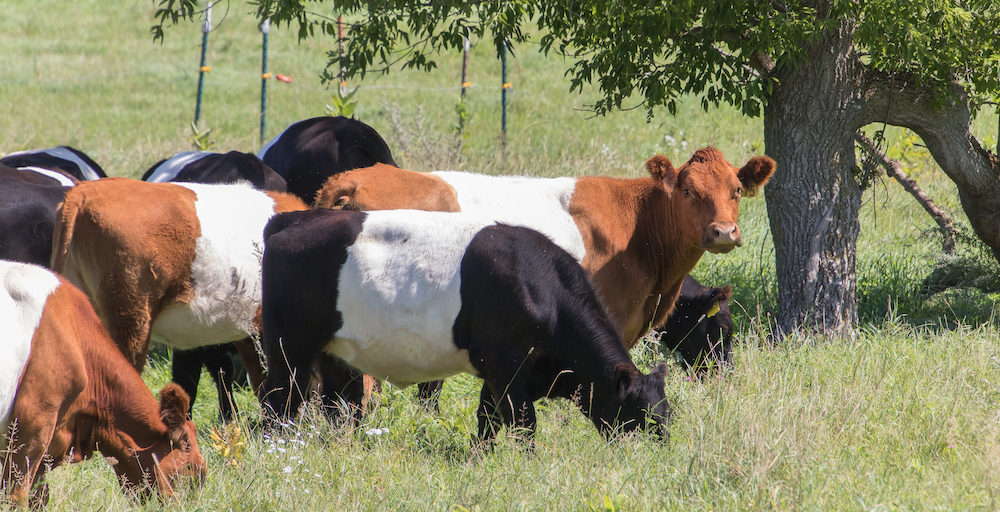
[3, 1, 1000, 510]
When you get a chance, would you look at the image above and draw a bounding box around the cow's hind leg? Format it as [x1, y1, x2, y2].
[203, 347, 237, 422]
[171, 348, 205, 419]
[100, 294, 154, 371]
[233, 337, 266, 394]
[260, 333, 320, 424]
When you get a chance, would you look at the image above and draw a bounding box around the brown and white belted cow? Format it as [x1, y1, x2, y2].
[50, 178, 308, 416]
[316, 148, 773, 345]
[0, 260, 205, 507]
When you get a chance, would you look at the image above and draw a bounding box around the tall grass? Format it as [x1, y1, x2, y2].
[3, 1, 1000, 510]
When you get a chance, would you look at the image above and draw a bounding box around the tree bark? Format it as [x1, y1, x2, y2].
[765, 26, 1000, 336]
[764, 20, 867, 334]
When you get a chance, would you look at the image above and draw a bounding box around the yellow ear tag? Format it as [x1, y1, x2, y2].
[706, 301, 720, 318]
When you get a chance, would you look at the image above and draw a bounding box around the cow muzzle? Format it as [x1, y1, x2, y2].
[703, 223, 742, 253]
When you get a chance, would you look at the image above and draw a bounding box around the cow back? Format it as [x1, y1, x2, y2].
[144, 151, 287, 192]
[258, 116, 397, 203]
[432, 171, 586, 261]
[0, 165, 69, 267]
[314, 164, 460, 212]
[1, 146, 106, 181]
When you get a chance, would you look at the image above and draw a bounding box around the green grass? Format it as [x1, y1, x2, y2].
[3, 1, 1000, 510]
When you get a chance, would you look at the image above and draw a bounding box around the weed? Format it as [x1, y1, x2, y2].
[325, 86, 359, 118]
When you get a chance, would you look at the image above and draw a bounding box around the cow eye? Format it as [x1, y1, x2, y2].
[683, 189, 691, 197]
[734, 187, 742, 199]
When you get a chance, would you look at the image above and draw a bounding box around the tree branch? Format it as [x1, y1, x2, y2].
[854, 132, 958, 255]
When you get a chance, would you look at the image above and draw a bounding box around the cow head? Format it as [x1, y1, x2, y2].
[648, 148, 775, 254]
[662, 281, 734, 370]
[114, 384, 206, 499]
[595, 363, 670, 438]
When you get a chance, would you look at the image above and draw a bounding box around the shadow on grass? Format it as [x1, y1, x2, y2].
[692, 243, 999, 334]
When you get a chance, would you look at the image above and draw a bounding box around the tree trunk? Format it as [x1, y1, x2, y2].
[764, 29, 1000, 336]
[764, 20, 867, 335]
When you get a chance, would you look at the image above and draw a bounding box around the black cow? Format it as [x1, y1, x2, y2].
[417, 274, 734, 409]
[657, 275, 734, 371]
[1, 145, 107, 182]
[142, 150, 287, 192]
[257, 116, 397, 204]
[142, 150, 288, 422]
[259, 209, 669, 441]
[0, 164, 71, 267]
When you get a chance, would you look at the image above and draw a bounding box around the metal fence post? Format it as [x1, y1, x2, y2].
[260, 19, 271, 144]
[194, 2, 212, 125]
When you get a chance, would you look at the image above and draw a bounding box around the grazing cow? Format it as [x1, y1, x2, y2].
[260, 209, 670, 441]
[257, 116, 397, 203]
[0, 261, 205, 507]
[657, 275, 733, 370]
[0, 164, 71, 268]
[142, 150, 287, 192]
[314, 149, 773, 346]
[51, 179, 309, 420]
[140, 150, 288, 420]
[418, 275, 735, 404]
[1, 145, 107, 182]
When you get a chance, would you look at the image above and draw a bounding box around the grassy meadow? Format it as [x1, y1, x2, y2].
[3, 1, 1000, 510]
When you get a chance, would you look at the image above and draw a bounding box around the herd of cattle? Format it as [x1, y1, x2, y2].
[0, 116, 773, 506]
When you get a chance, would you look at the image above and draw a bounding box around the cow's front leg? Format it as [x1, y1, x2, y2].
[475, 383, 502, 445]
[316, 354, 365, 425]
[416, 380, 444, 412]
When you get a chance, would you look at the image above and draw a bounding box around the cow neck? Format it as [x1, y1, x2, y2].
[559, 310, 641, 427]
[573, 176, 705, 342]
[644, 182, 707, 290]
[80, 335, 168, 464]
[546, 286, 635, 401]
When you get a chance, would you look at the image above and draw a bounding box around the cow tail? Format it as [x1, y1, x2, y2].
[50, 194, 82, 271]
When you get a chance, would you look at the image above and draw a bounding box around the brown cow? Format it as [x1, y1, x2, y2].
[315, 148, 774, 345]
[50, 178, 309, 409]
[1, 261, 204, 507]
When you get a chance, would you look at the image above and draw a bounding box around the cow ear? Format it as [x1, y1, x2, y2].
[315, 179, 357, 209]
[646, 155, 678, 188]
[650, 363, 668, 380]
[614, 363, 638, 400]
[737, 156, 775, 197]
[159, 383, 191, 431]
[333, 195, 351, 209]
[713, 285, 733, 302]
